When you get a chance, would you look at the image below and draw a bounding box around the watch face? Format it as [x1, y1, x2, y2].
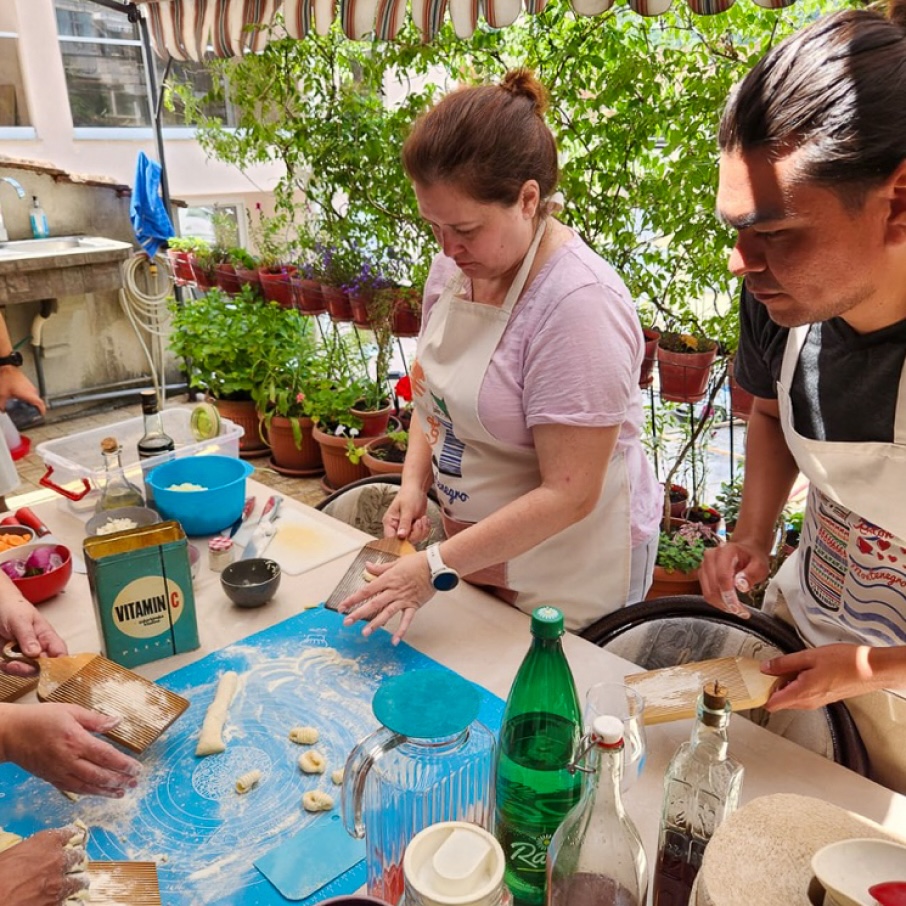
[0, 351, 23, 367]
[433, 570, 459, 592]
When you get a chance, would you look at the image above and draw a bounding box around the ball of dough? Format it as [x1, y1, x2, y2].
[289, 726, 319, 745]
[302, 790, 335, 812]
[298, 750, 327, 774]
[362, 568, 378, 582]
[331, 768, 345, 785]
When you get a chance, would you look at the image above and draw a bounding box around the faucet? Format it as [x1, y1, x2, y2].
[0, 177, 26, 243]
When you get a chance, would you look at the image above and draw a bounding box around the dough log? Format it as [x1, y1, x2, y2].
[196, 671, 239, 756]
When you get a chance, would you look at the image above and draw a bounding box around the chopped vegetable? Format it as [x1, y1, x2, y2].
[24, 548, 63, 577]
[166, 482, 207, 492]
[0, 533, 28, 553]
[96, 517, 139, 535]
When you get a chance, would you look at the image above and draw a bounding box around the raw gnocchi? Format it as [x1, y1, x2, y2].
[235, 769, 263, 794]
[302, 790, 334, 812]
[288, 726, 319, 745]
[331, 768, 344, 785]
[298, 750, 327, 774]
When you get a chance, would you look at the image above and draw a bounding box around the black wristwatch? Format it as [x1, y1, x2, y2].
[0, 351, 23, 367]
[426, 543, 460, 591]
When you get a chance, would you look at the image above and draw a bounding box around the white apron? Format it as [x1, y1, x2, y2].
[412, 218, 631, 632]
[770, 325, 906, 792]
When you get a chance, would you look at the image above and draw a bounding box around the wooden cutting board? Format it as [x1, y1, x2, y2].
[625, 656, 781, 724]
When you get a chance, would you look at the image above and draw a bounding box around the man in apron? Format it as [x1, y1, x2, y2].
[339, 70, 661, 641]
[700, 7, 906, 792]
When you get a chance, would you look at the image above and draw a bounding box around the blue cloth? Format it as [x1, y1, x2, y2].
[130, 150, 174, 258]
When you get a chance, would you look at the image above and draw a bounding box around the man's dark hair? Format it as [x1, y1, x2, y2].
[719, 4, 906, 204]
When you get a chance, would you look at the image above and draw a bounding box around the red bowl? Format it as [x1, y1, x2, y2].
[0, 543, 73, 604]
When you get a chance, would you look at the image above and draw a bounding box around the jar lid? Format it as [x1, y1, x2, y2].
[190, 402, 221, 441]
[209, 536, 233, 552]
[372, 670, 480, 739]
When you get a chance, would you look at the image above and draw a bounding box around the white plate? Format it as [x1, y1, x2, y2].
[812, 838, 906, 906]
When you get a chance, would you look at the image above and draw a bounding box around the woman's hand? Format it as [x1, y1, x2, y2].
[382, 486, 432, 543]
[0, 703, 142, 797]
[336, 552, 435, 645]
[0, 576, 67, 675]
[0, 825, 89, 906]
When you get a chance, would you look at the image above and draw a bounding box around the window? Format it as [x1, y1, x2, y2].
[178, 204, 244, 247]
[0, 5, 32, 127]
[55, 0, 233, 129]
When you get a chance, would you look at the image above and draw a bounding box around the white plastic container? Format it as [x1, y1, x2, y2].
[36, 407, 244, 503]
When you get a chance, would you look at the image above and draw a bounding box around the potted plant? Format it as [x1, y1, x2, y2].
[668, 483, 689, 519]
[187, 239, 217, 290]
[715, 478, 743, 535]
[684, 503, 722, 527]
[648, 520, 723, 599]
[361, 429, 408, 476]
[166, 235, 202, 284]
[168, 286, 293, 456]
[248, 206, 296, 308]
[656, 331, 719, 403]
[639, 326, 661, 389]
[784, 509, 804, 553]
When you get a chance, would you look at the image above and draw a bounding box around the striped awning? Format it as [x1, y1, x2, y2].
[137, 0, 795, 56]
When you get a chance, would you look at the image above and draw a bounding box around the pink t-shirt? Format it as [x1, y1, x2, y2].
[423, 233, 661, 546]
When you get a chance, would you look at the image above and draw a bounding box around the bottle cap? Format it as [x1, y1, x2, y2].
[140, 389, 159, 414]
[530, 605, 565, 639]
[591, 715, 624, 747]
[101, 436, 119, 454]
[190, 402, 221, 441]
[403, 821, 505, 906]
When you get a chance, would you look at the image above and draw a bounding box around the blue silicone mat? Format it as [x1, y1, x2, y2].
[0, 606, 504, 906]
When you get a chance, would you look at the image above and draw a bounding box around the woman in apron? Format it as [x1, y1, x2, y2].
[338, 69, 660, 640]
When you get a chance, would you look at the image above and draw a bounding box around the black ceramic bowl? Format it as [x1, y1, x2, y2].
[220, 558, 281, 608]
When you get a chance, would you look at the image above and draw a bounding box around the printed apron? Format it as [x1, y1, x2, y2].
[769, 325, 906, 792]
[412, 218, 632, 632]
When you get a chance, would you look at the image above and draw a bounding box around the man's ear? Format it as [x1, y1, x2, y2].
[883, 159, 906, 246]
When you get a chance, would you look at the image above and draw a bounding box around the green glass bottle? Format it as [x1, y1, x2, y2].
[495, 606, 583, 906]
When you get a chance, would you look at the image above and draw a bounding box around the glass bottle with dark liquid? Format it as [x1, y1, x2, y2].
[137, 390, 175, 505]
[653, 682, 744, 906]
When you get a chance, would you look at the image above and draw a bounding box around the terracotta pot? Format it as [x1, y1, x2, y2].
[214, 263, 242, 295]
[263, 415, 323, 475]
[258, 265, 297, 309]
[646, 564, 702, 599]
[362, 436, 405, 476]
[167, 249, 194, 284]
[728, 359, 755, 421]
[684, 504, 721, 526]
[349, 291, 374, 328]
[639, 328, 660, 389]
[391, 294, 422, 337]
[349, 400, 393, 438]
[312, 424, 370, 490]
[235, 266, 263, 297]
[212, 397, 270, 457]
[656, 345, 717, 403]
[668, 484, 689, 519]
[292, 276, 327, 315]
[322, 284, 354, 321]
[189, 255, 215, 290]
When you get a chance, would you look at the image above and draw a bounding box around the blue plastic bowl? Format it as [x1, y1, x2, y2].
[147, 455, 254, 536]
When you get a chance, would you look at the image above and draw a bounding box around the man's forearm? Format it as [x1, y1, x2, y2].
[734, 399, 800, 553]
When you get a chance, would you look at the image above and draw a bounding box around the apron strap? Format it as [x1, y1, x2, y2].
[499, 216, 551, 316]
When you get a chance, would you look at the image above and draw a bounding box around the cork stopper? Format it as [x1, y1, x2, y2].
[702, 681, 729, 727]
[100, 436, 119, 454]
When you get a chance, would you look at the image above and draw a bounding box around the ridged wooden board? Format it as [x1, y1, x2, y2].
[324, 537, 417, 610]
[625, 656, 781, 725]
[87, 861, 161, 905]
[0, 673, 37, 702]
[41, 657, 189, 753]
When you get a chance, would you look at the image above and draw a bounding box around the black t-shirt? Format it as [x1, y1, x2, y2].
[733, 287, 906, 442]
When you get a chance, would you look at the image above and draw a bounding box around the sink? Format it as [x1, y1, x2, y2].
[0, 235, 132, 259]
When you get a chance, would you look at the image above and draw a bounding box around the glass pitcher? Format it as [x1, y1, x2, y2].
[342, 670, 497, 905]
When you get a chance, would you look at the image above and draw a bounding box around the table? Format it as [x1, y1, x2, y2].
[7, 478, 906, 897]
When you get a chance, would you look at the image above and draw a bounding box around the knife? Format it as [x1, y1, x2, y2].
[223, 496, 256, 539]
[242, 495, 283, 560]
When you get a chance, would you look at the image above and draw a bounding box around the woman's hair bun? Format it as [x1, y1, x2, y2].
[500, 68, 549, 116]
[888, 0, 906, 31]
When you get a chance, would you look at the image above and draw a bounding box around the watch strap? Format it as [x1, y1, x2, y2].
[0, 351, 23, 367]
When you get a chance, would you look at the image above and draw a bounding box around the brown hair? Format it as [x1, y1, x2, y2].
[719, 1, 906, 204]
[402, 69, 559, 209]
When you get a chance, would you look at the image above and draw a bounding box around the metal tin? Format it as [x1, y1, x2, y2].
[84, 521, 199, 669]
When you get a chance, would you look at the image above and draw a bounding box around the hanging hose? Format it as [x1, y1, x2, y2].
[119, 252, 174, 404]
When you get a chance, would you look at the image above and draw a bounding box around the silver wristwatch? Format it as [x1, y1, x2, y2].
[426, 543, 460, 591]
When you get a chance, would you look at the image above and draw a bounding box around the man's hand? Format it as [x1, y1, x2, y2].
[0, 367, 45, 415]
[699, 539, 772, 618]
[0, 703, 141, 797]
[762, 644, 887, 711]
[0, 825, 89, 905]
